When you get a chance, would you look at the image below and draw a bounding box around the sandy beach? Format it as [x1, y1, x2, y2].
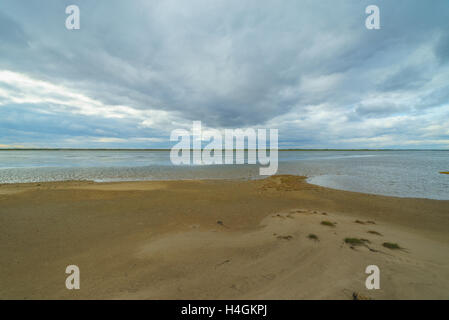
[1, 175, 448, 299]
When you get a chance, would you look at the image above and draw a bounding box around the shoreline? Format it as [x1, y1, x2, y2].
[2, 175, 448, 201]
[1, 175, 449, 299]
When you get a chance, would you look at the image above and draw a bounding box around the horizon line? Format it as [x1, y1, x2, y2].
[0, 148, 448, 151]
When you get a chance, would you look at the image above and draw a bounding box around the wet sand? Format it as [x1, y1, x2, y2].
[1, 175, 448, 299]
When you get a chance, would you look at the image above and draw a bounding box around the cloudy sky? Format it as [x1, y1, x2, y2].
[1, 0, 448, 149]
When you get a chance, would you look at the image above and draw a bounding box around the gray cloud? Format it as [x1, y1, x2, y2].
[0, 0, 449, 148]
[435, 32, 449, 65]
[378, 65, 430, 92]
[0, 11, 28, 47]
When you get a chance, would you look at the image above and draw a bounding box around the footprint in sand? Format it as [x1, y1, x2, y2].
[291, 209, 318, 215]
[276, 235, 293, 241]
[215, 259, 231, 268]
[355, 220, 376, 225]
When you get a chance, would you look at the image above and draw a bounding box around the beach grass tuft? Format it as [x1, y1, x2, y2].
[383, 242, 401, 250]
[367, 230, 382, 236]
[321, 221, 336, 227]
[352, 292, 371, 300]
[308, 234, 319, 241]
[344, 238, 365, 246]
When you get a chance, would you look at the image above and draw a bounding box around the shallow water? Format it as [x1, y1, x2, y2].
[0, 150, 448, 200]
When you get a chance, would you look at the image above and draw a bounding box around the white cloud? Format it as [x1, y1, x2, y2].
[0, 70, 180, 128]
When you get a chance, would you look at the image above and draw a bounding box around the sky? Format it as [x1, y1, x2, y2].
[0, 0, 448, 149]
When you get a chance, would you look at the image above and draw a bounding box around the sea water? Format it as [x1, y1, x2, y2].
[0, 150, 447, 200]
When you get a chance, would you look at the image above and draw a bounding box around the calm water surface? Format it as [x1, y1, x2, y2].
[0, 150, 448, 200]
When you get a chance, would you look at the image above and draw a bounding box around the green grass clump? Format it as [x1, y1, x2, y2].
[383, 242, 401, 250]
[368, 230, 382, 236]
[308, 234, 319, 241]
[344, 238, 365, 246]
[321, 221, 336, 227]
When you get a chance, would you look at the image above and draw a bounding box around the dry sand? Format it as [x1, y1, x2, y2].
[0, 175, 448, 299]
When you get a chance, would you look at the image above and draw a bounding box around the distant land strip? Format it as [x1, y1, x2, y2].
[0, 148, 448, 152]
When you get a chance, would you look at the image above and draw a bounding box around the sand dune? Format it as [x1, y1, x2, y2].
[1, 176, 448, 299]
